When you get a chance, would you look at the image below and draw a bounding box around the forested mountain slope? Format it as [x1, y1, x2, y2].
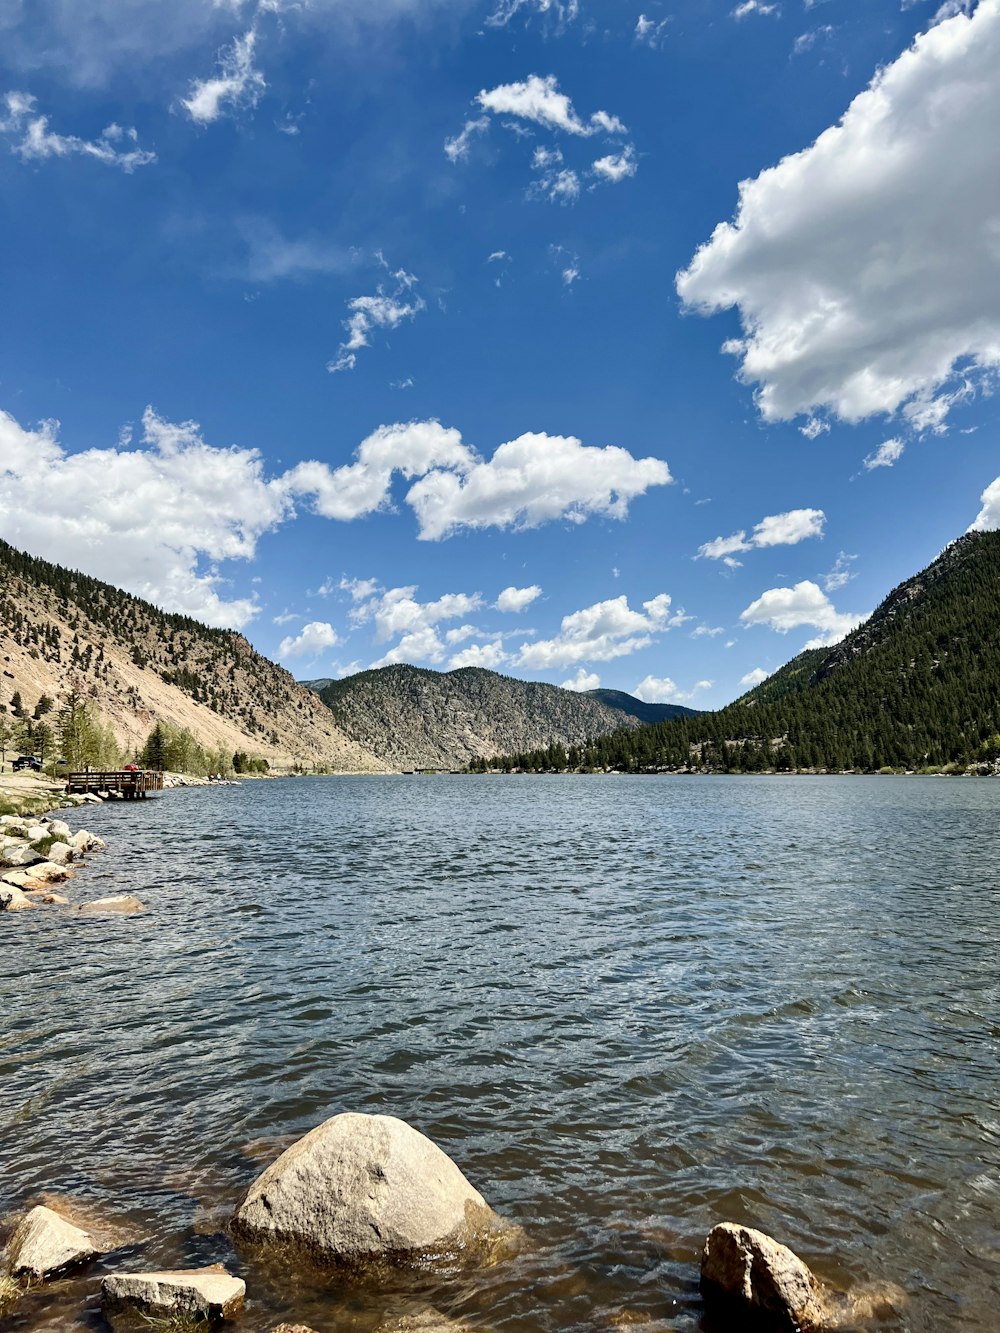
[318, 664, 643, 770]
[492, 531, 1000, 774]
[0, 539, 384, 771]
[584, 688, 701, 725]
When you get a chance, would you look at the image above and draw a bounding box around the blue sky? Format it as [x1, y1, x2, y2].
[1, 0, 997, 706]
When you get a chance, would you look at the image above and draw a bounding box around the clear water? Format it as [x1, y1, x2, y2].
[2, 775, 998, 1331]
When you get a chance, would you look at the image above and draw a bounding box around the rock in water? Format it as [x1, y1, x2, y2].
[0, 885, 36, 912]
[77, 895, 145, 915]
[231, 1113, 510, 1268]
[375, 1311, 475, 1332]
[6, 1205, 100, 1278]
[701, 1224, 828, 1332]
[102, 1266, 245, 1323]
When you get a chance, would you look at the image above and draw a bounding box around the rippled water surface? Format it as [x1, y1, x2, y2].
[3, 775, 999, 1331]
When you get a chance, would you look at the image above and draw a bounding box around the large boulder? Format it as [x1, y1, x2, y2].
[231, 1113, 511, 1269]
[47, 819, 72, 840]
[0, 844, 44, 868]
[44, 841, 75, 865]
[21, 862, 73, 886]
[700, 1223, 829, 1332]
[5, 1205, 100, 1278]
[102, 1266, 245, 1324]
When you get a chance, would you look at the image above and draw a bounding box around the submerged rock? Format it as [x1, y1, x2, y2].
[78, 895, 145, 915]
[700, 1223, 828, 1332]
[375, 1310, 475, 1332]
[102, 1265, 245, 1324]
[231, 1112, 513, 1269]
[6, 1205, 100, 1279]
[271, 1325, 321, 1333]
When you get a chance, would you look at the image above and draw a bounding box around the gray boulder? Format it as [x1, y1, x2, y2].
[6, 1205, 100, 1278]
[701, 1223, 828, 1333]
[25, 825, 49, 842]
[44, 841, 75, 865]
[47, 819, 72, 840]
[102, 1266, 245, 1323]
[0, 845, 44, 868]
[231, 1112, 511, 1268]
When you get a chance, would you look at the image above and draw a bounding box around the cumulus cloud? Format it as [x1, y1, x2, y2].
[592, 145, 637, 184]
[697, 507, 825, 559]
[327, 264, 423, 374]
[516, 593, 686, 670]
[822, 551, 857, 592]
[969, 475, 1000, 531]
[278, 620, 339, 659]
[406, 431, 672, 540]
[476, 74, 626, 137]
[677, 0, 1000, 430]
[740, 666, 771, 686]
[349, 584, 483, 644]
[182, 29, 265, 124]
[633, 675, 713, 704]
[449, 641, 509, 669]
[562, 667, 600, 691]
[496, 585, 542, 612]
[0, 406, 287, 627]
[863, 437, 906, 470]
[740, 580, 864, 645]
[444, 115, 489, 163]
[0, 91, 155, 170]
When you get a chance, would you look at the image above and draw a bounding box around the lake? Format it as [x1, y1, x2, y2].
[2, 775, 998, 1331]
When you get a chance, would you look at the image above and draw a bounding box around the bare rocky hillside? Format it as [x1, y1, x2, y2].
[0, 539, 384, 772]
[317, 665, 641, 770]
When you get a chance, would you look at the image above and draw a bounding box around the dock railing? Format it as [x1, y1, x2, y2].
[66, 770, 164, 799]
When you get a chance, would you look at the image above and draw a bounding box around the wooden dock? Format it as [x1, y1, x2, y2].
[66, 770, 164, 799]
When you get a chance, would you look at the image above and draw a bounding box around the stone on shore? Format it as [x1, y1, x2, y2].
[78, 895, 145, 915]
[47, 819, 72, 840]
[26, 825, 49, 842]
[0, 884, 36, 912]
[0, 845, 44, 868]
[44, 840, 75, 865]
[71, 829, 105, 852]
[6, 1205, 100, 1279]
[102, 1265, 245, 1324]
[231, 1112, 512, 1269]
[700, 1223, 828, 1333]
[21, 861, 74, 886]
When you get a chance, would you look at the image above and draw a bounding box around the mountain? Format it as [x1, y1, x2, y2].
[584, 688, 701, 725]
[317, 665, 643, 770]
[0, 539, 384, 772]
[491, 531, 1000, 774]
[300, 678, 335, 693]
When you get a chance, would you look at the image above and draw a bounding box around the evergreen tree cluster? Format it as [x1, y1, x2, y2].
[483, 532, 1000, 776]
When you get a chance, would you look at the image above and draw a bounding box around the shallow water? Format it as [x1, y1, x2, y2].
[2, 775, 999, 1331]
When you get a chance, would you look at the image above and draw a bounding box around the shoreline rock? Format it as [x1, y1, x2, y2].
[700, 1223, 828, 1332]
[102, 1265, 246, 1326]
[231, 1112, 517, 1271]
[5, 1205, 102, 1280]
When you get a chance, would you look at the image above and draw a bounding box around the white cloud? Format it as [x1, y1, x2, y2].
[822, 551, 857, 591]
[237, 220, 349, 282]
[698, 507, 825, 559]
[531, 163, 581, 205]
[486, 0, 579, 27]
[969, 475, 1000, 531]
[0, 91, 155, 171]
[516, 593, 686, 670]
[634, 14, 669, 47]
[370, 626, 448, 668]
[405, 431, 672, 540]
[0, 406, 287, 628]
[182, 29, 265, 125]
[562, 667, 601, 691]
[476, 74, 625, 138]
[633, 675, 713, 704]
[740, 580, 863, 644]
[592, 144, 638, 184]
[863, 437, 906, 470]
[278, 620, 339, 659]
[732, 1, 779, 17]
[496, 585, 542, 612]
[444, 115, 489, 163]
[350, 585, 483, 643]
[449, 641, 509, 670]
[740, 666, 771, 686]
[691, 625, 724, 638]
[327, 265, 424, 373]
[677, 0, 1000, 431]
[799, 417, 829, 440]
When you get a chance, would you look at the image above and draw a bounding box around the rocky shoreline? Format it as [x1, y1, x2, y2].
[0, 1112, 905, 1332]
